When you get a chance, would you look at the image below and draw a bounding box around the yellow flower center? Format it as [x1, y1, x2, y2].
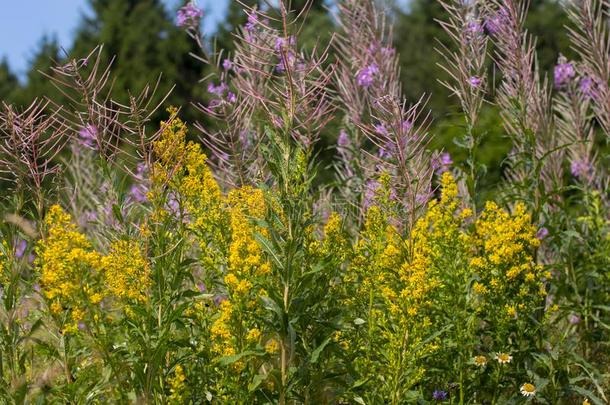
[522, 383, 535, 392]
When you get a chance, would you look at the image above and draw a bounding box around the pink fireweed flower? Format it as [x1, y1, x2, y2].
[222, 58, 233, 71]
[276, 51, 296, 73]
[432, 152, 453, 174]
[465, 20, 484, 39]
[536, 227, 549, 240]
[129, 184, 148, 203]
[469, 76, 482, 88]
[274, 35, 295, 52]
[357, 63, 379, 87]
[381, 47, 395, 58]
[176, 2, 203, 29]
[78, 124, 98, 149]
[363, 179, 381, 209]
[485, 7, 509, 36]
[579, 76, 599, 99]
[15, 239, 27, 258]
[374, 123, 388, 136]
[554, 61, 575, 88]
[128, 163, 149, 204]
[207, 81, 228, 96]
[245, 11, 258, 32]
[378, 140, 396, 159]
[83, 210, 97, 223]
[337, 129, 350, 147]
[570, 159, 591, 179]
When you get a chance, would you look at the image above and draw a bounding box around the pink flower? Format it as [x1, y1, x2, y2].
[554, 62, 575, 88]
[432, 152, 453, 174]
[485, 7, 509, 35]
[536, 227, 549, 240]
[469, 76, 482, 88]
[78, 124, 98, 149]
[570, 159, 591, 179]
[357, 64, 379, 87]
[176, 2, 203, 29]
[337, 129, 350, 147]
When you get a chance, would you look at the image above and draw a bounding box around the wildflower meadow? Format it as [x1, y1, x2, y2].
[0, 0, 609, 403]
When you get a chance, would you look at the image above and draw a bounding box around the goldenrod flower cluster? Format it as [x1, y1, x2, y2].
[35, 205, 103, 334]
[151, 108, 226, 254]
[210, 187, 269, 358]
[227, 186, 270, 284]
[470, 200, 546, 324]
[343, 172, 547, 397]
[320, 212, 349, 261]
[345, 175, 450, 393]
[101, 240, 151, 304]
[167, 364, 187, 404]
[36, 206, 153, 333]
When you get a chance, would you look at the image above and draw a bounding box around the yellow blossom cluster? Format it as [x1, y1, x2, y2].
[344, 172, 546, 395]
[345, 174, 455, 392]
[167, 364, 187, 404]
[226, 187, 270, 285]
[35, 205, 104, 334]
[210, 300, 235, 356]
[210, 187, 270, 358]
[320, 212, 349, 261]
[36, 206, 153, 333]
[101, 240, 151, 304]
[470, 200, 546, 321]
[149, 112, 275, 364]
[151, 108, 226, 253]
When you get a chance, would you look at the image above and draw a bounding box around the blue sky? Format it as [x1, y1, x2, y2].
[0, 0, 227, 80]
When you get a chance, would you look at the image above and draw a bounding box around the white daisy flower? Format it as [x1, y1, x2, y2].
[495, 352, 513, 364]
[520, 383, 536, 397]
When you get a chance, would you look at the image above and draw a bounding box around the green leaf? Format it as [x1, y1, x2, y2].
[254, 232, 283, 270]
[310, 337, 332, 364]
[215, 350, 261, 366]
[571, 386, 605, 405]
[248, 374, 266, 392]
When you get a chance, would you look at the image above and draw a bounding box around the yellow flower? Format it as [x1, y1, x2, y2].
[101, 240, 151, 304]
[246, 328, 262, 343]
[168, 365, 187, 404]
[505, 305, 517, 318]
[36, 205, 104, 332]
[265, 338, 280, 354]
[473, 282, 488, 295]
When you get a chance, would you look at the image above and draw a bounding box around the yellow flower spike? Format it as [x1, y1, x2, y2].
[168, 365, 187, 404]
[101, 240, 151, 305]
[36, 205, 104, 327]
